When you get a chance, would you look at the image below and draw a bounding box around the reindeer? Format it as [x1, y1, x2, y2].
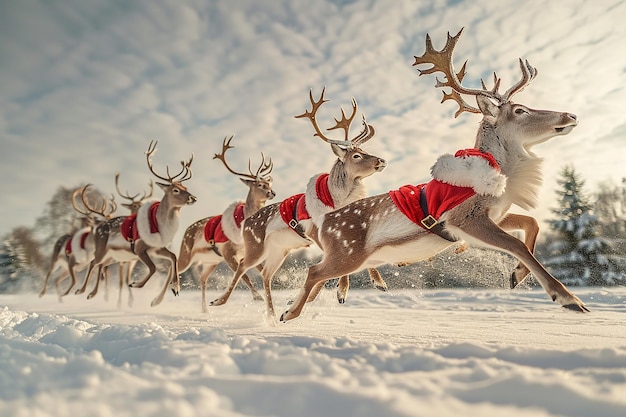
[78, 141, 196, 307]
[39, 185, 116, 301]
[89, 173, 155, 307]
[177, 136, 275, 312]
[74, 173, 154, 304]
[209, 88, 388, 320]
[280, 29, 588, 322]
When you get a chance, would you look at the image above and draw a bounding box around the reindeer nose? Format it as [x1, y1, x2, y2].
[376, 158, 387, 171]
[187, 194, 197, 205]
[567, 113, 577, 122]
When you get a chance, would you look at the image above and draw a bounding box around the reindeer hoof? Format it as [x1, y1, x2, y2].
[87, 293, 95, 300]
[171, 288, 179, 296]
[337, 296, 345, 304]
[563, 303, 590, 313]
[509, 272, 518, 289]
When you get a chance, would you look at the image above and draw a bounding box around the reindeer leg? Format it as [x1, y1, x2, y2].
[335, 276, 349, 304]
[458, 216, 588, 312]
[281, 254, 364, 322]
[257, 250, 291, 321]
[198, 264, 218, 313]
[211, 247, 268, 307]
[222, 244, 263, 301]
[75, 261, 96, 295]
[54, 270, 70, 303]
[126, 262, 135, 308]
[87, 265, 105, 300]
[61, 259, 78, 297]
[40, 264, 59, 298]
[368, 268, 388, 292]
[498, 214, 539, 288]
[150, 247, 177, 307]
[117, 263, 124, 309]
[130, 244, 157, 288]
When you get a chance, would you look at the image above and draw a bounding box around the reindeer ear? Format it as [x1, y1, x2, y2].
[240, 178, 254, 187]
[476, 95, 499, 118]
[331, 143, 348, 160]
[156, 182, 170, 191]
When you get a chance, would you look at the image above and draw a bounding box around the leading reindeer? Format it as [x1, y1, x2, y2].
[177, 135, 276, 312]
[280, 29, 588, 322]
[209, 88, 387, 320]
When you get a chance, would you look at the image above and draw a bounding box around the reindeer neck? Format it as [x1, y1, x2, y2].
[475, 121, 543, 210]
[244, 192, 265, 218]
[328, 160, 367, 207]
[156, 196, 181, 226]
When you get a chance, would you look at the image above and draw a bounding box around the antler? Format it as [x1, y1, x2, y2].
[115, 172, 154, 203]
[295, 87, 376, 147]
[77, 184, 117, 219]
[214, 136, 274, 181]
[413, 28, 537, 117]
[71, 186, 91, 218]
[145, 140, 194, 184]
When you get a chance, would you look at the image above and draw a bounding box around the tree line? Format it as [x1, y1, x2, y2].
[1, 165, 625, 294]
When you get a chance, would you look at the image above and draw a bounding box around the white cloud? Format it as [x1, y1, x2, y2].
[1, 0, 625, 244]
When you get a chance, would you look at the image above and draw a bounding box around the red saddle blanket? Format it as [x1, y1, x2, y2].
[278, 174, 335, 227]
[121, 202, 160, 243]
[64, 231, 89, 256]
[203, 203, 245, 244]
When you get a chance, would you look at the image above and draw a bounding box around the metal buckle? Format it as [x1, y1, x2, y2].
[421, 215, 438, 230]
[288, 219, 299, 229]
[208, 239, 215, 246]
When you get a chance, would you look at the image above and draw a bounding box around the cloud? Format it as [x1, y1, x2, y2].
[1, 0, 625, 246]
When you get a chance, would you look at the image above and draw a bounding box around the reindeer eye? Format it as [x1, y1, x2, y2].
[173, 188, 180, 194]
[352, 153, 362, 159]
[514, 107, 528, 115]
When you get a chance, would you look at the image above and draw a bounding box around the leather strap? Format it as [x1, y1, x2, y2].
[288, 197, 310, 240]
[419, 186, 458, 242]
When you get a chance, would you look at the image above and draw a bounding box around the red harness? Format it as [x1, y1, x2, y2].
[279, 174, 334, 236]
[203, 203, 245, 245]
[121, 202, 160, 244]
[65, 231, 90, 256]
[390, 149, 500, 237]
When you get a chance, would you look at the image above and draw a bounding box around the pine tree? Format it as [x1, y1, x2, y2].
[542, 166, 626, 286]
[0, 228, 44, 293]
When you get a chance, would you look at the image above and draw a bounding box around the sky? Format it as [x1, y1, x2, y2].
[1, 0, 626, 239]
[2, 286, 626, 416]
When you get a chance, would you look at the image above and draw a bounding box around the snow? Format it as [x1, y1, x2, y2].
[1, 284, 626, 417]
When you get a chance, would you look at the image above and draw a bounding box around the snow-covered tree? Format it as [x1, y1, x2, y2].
[594, 178, 626, 253]
[0, 228, 44, 293]
[541, 166, 626, 286]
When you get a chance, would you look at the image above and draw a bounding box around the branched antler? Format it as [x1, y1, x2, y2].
[295, 87, 376, 147]
[146, 140, 193, 183]
[413, 28, 538, 117]
[214, 136, 273, 181]
[75, 184, 117, 219]
[115, 172, 154, 212]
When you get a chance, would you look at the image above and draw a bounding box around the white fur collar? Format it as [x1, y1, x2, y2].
[221, 201, 245, 245]
[70, 227, 92, 262]
[136, 199, 177, 247]
[304, 174, 331, 226]
[430, 152, 507, 196]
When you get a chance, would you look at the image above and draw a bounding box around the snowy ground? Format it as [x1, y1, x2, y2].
[1, 282, 625, 417]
